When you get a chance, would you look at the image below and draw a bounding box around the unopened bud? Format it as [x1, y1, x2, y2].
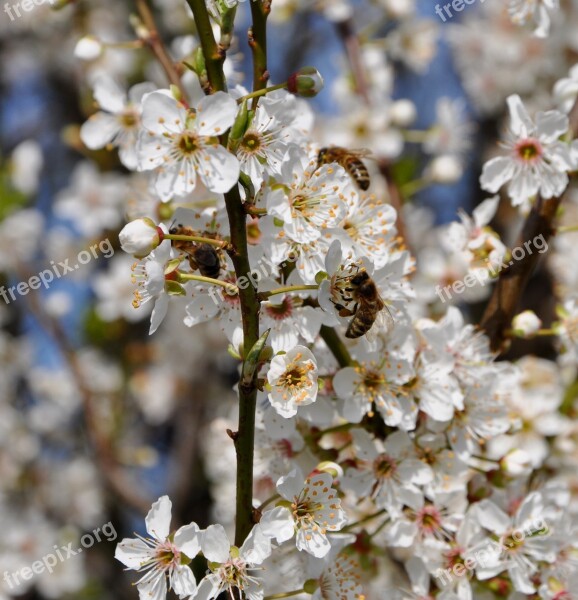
[511, 310, 542, 338]
[314, 461, 343, 479]
[287, 67, 324, 98]
[74, 36, 103, 61]
[500, 449, 532, 477]
[390, 99, 417, 127]
[428, 155, 463, 184]
[120, 218, 163, 258]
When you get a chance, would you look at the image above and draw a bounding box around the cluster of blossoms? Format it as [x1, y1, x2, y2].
[3, 0, 578, 600]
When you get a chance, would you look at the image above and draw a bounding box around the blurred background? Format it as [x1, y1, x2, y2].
[0, 0, 577, 598]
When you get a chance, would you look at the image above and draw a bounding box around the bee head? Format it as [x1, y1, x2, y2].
[351, 270, 369, 286]
[169, 223, 183, 235]
[318, 148, 328, 163]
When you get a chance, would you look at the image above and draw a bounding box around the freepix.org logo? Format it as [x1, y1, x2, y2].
[3, 0, 54, 22]
[434, 0, 486, 22]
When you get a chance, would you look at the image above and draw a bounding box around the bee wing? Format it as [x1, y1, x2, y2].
[365, 303, 395, 343]
[352, 148, 374, 160]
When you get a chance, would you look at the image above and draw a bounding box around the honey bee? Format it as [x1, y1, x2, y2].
[317, 146, 372, 191]
[332, 267, 393, 339]
[169, 224, 221, 279]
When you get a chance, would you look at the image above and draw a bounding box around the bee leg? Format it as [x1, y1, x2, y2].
[188, 256, 199, 272]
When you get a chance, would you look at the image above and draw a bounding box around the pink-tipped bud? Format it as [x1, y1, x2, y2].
[287, 67, 324, 98]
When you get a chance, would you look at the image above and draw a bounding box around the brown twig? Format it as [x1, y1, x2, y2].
[335, 18, 370, 104]
[135, 0, 187, 100]
[22, 283, 151, 514]
[334, 18, 410, 248]
[480, 98, 578, 353]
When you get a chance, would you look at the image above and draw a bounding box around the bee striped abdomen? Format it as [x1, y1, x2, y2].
[345, 158, 370, 191]
[317, 146, 371, 191]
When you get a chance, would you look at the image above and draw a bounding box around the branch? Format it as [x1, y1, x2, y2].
[224, 185, 262, 546]
[185, 0, 227, 93]
[248, 0, 271, 108]
[481, 98, 578, 352]
[320, 325, 353, 368]
[22, 285, 151, 514]
[135, 0, 187, 99]
[334, 18, 370, 104]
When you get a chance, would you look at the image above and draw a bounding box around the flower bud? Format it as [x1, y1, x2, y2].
[120, 218, 163, 258]
[511, 310, 542, 338]
[303, 579, 319, 594]
[314, 461, 343, 479]
[74, 36, 104, 61]
[390, 99, 417, 127]
[427, 155, 463, 184]
[500, 449, 532, 477]
[287, 67, 324, 98]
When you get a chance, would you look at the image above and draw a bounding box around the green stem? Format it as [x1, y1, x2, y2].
[342, 508, 387, 532]
[262, 284, 319, 298]
[164, 233, 229, 248]
[257, 493, 280, 512]
[248, 0, 271, 108]
[264, 590, 306, 600]
[177, 273, 238, 293]
[400, 177, 429, 198]
[557, 224, 578, 233]
[186, 0, 227, 93]
[319, 325, 352, 368]
[237, 82, 287, 104]
[505, 328, 557, 338]
[315, 422, 355, 437]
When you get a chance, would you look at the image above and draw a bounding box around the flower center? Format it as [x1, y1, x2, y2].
[241, 132, 262, 153]
[280, 365, 308, 388]
[178, 132, 200, 154]
[120, 110, 138, 129]
[265, 297, 294, 321]
[515, 138, 542, 163]
[373, 454, 397, 479]
[416, 506, 442, 535]
[155, 541, 181, 570]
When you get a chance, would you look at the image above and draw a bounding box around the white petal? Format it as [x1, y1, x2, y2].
[240, 524, 273, 564]
[296, 527, 330, 557]
[201, 524, 231, 563]
[174, 522, 202, 557]
[535, 110, 569, 143]
[480, 157, 515, 193]
[142, 90, 188, 135]
[137, 573, 167, 600]
[276, 468, 305, 500]
[196, 91, 238, 136]
[93, 76, 127, 113]
[171, 564, 198, 598]
[191, 574, 222, 600]
[150, 293, 169, 335]
[197, 146, 240, 194]
[507, 94, 533, 138]
[474, 500, 510, 534]
[114, 537, 154, 569]
[80, 113, 121, 149]
[145, 495, 172, 540]
[258, 507, 295, 544]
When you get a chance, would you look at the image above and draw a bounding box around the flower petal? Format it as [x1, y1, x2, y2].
[201, 524, 230, 563]
[145, 495, 172, 540]
[196, 91, 238, 136]
[197, 146, 240, 194]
